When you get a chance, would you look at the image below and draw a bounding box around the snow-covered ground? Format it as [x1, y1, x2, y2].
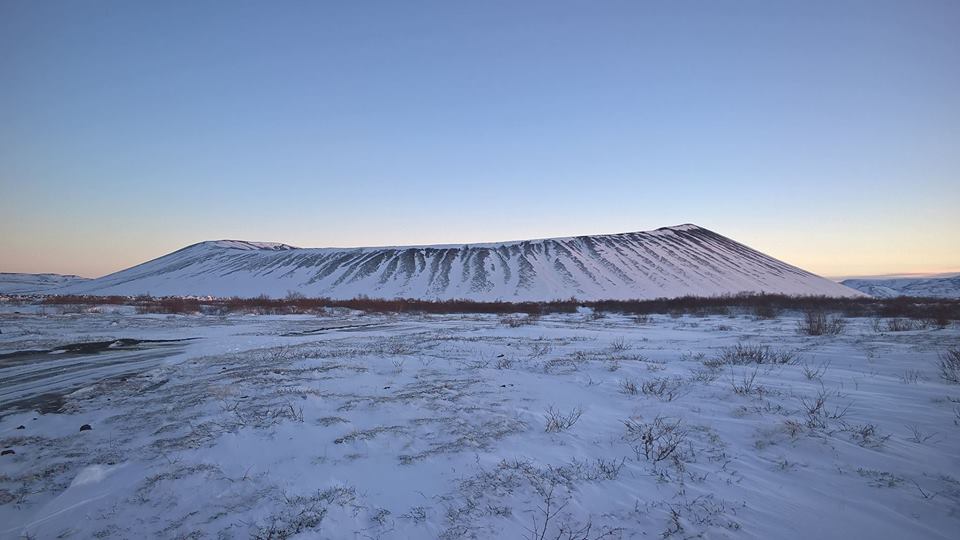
[1, 306, 958, 539]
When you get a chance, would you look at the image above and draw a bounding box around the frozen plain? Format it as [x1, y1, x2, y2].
[1, 306, 958, 539]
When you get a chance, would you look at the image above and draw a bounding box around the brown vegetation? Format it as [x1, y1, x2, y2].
[24, 293, 960, 320]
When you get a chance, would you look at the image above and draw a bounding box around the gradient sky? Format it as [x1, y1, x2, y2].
[1, 1, 958, 279]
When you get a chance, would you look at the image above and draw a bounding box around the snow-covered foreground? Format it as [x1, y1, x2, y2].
[1, 308, 958, 539]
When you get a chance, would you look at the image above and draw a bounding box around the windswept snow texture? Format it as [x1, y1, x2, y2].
[1, 308, 959, 539]
[0, 273, 90, 295]
[58, 225, 862, 300]
[842, 275, 960, 299]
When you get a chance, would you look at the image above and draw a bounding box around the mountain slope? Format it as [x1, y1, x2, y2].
[841, 274, 960, 299]
[56, 224, 863, 300]
[0, 273, 91, 295]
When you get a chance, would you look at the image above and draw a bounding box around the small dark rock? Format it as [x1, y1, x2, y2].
[16, 425, 25, 430]
[1, 449, 14, 456]
[79, 424, 92, 432]
[496, 354, 505, 358]
[383, 386, 391, 389]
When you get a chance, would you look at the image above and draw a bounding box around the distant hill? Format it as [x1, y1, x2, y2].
[0, 273, 91, 295]
[50, 224, 863, 301]
[841, 274, 960, 298]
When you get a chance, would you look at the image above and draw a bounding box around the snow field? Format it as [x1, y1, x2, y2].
[1, 310, 958, 539]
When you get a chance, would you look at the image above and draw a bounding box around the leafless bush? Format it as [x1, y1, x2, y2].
[495, 355, 515, 369]
[640, 377, 685, 401]
[900, 369, 925, 384]
[623, 415, 687, 463]
[384, 339, 414, 355]
[844, 423, 891, 448]
[709, 343, 797, 366]
[927, 309, 951, 329]
[334, 425, 406, 445]
[370, 507, 392, 526]
[680, 351, 706, 363]
[885, 318, 920, 332]
[588, 457, 627, 481]
[252, 486, 356, 540]
[688, 367, 720, 384]
[783, 419, 804, 438]
[544, 405, 583, 433]
[905, 424, 939, 444]
[618, 378, 638, 395]
[400, 506, 428, 523]
[801, 360, 830, 381]
[217, 400, 304, 428]
[634, 314, 651, 325]
[501, 314, 540, 328]
[391, 357, 406, 373]
[799, 388, 849, 430]
[797, 311, 845, 336]
[529, 343, 553, 359]
[658, 494, 733, 538]
[466, 356, 492, 369]
[857, 468, 904, 488]
[528, 518, 621, 540]
[753, 304, 780, 319]
[265, 347, 292, 363]
[938, 347, 960, 384]
[610, 337, 631, 352]
[285, 290, 306, 301]
[522, 481, 621, 540]
[730, 367, 761, 396]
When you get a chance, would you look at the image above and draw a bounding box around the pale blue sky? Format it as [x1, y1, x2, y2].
[1, 1, 958, 277]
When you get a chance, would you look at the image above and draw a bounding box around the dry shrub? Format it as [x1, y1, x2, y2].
[500, 314, 540, 327]
[938, 347, 960, 384]
[709, 343, 797, 366]
[753, 304, 780, 319]
[623, 416, 687, 463]
[544, 405, 583, 433]
[797, 311, 845, 336]
[33, 293, 960, 321]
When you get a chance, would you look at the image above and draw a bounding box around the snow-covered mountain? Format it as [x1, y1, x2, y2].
[54, 224, 863, 300]
[0, 273, 91, 295]
[841, 274, 960, 299]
